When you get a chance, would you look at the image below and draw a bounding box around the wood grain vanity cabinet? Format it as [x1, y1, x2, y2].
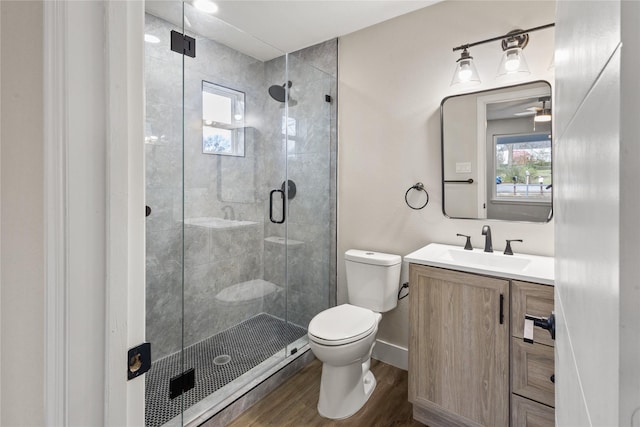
[408, 264, 510, 427]
[408, 264, 555, 427]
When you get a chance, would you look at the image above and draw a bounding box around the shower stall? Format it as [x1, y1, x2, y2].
[143, 2, 336, 426]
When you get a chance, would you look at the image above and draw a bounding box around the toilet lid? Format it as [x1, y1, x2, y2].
[308, 304, 378, 346]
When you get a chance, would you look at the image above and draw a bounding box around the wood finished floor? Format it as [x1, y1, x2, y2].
[226, 359, 424, 427]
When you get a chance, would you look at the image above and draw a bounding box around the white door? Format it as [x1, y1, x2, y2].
[44, 1, 146, 425]
[555, 1, 640, 425]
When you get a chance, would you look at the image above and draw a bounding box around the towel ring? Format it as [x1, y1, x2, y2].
[405, 182, 429, 210]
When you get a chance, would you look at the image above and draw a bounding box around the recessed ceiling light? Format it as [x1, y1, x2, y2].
[193, 0, 218, 14]
[144, 34, 160, 44]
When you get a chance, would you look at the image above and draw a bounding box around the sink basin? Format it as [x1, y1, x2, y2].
[442, 248, 531, 271]
[184, 217, 258, 229]
[404, 243, 553, 285]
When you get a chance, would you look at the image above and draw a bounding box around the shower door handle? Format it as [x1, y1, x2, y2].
[269, 189, 285, 224]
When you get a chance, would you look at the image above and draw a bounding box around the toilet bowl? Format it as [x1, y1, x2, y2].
[308, 304, 382, 419]
[308, 249, 401, 420]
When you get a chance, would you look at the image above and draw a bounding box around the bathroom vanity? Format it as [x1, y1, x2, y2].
[405, 243, 555, 427]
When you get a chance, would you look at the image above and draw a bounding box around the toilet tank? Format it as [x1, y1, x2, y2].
[345, 249, 402, 313]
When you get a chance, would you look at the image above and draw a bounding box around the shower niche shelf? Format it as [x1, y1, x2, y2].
[184, 217, 258, 230]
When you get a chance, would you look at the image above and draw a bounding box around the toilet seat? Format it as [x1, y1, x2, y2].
[308, 304, 378, 346]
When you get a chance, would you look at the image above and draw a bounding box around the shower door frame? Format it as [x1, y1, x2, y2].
[104, 1, 147, 425]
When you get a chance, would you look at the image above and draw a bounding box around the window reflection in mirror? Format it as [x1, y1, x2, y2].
[202, 81, 245, 156]
[441, 81, 552, 222]
[493, 133, 551, 202]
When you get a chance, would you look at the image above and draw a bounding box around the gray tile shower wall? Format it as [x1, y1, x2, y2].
[145, 13, 336, 361]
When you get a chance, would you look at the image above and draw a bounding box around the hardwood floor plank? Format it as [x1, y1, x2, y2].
[226, 358, 424, 427]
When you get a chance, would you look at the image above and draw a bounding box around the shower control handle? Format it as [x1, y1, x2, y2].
[269, 189, 285, 224]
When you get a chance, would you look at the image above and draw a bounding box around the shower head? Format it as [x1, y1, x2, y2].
[268, 81, 292, 103]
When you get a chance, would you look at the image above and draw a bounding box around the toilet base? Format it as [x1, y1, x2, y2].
[317, 359, 377, 420]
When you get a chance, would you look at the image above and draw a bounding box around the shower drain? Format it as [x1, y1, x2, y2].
[213, 355, 231, 366]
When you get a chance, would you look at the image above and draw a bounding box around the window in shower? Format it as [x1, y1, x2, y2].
[282, 115, 298, 153]
[202, 81, 245, 156]
[282, 115, 297, 138]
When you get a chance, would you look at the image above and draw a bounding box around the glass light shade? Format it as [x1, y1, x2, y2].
[451, 51, 481, 86]
[497, 47, 530, 77]
[534, 109, 552, 122]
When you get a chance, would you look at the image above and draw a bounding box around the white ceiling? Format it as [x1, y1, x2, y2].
[145, 0, 441, 61]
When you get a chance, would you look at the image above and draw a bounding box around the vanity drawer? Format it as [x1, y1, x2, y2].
[512, 281, 554, 347]
[512, 338, 555, 407]
[511, 394, 554, 427]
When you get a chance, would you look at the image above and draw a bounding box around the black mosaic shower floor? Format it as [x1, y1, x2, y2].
[145, 313, 307, 427]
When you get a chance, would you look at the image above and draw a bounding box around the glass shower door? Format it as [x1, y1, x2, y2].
[178, 2, 297, 423]
[144, 1, 336, 425]
[143, 2, 187, 426]
[280, 54, 335, 347]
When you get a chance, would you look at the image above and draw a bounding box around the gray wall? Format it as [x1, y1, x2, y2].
[145, 13, 336, 360]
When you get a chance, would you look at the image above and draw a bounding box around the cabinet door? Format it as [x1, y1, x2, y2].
[409, 264, 510, 427]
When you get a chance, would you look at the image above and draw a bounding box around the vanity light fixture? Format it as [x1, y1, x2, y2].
[496, 31, 530, 77]
[450, 48, 481, 86]
[451, 23, 554, 87]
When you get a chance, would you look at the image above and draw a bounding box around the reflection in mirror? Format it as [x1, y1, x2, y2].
[202, 81, 245, 156]
[441, 81, 552, 222]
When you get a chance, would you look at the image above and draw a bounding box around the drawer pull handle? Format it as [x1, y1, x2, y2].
[499, 294, 504, 324]
[550, 374, 555, 384]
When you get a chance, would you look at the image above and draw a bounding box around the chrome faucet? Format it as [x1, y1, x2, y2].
[222, 205, 235, 220]
[481, 225, 493, 253]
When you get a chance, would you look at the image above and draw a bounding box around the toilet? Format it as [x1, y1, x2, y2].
[308, 249, 401, 419]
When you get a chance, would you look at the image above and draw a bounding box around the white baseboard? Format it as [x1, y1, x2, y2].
[372, 339, 408, 371]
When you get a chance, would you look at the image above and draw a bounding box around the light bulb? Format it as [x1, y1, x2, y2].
[458, 62, 472, 81]
[497, 45, 530, 78]
[504, 51, 521, 72]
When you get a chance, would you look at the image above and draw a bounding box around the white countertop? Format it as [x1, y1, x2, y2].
[404, 243, 554, 285]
